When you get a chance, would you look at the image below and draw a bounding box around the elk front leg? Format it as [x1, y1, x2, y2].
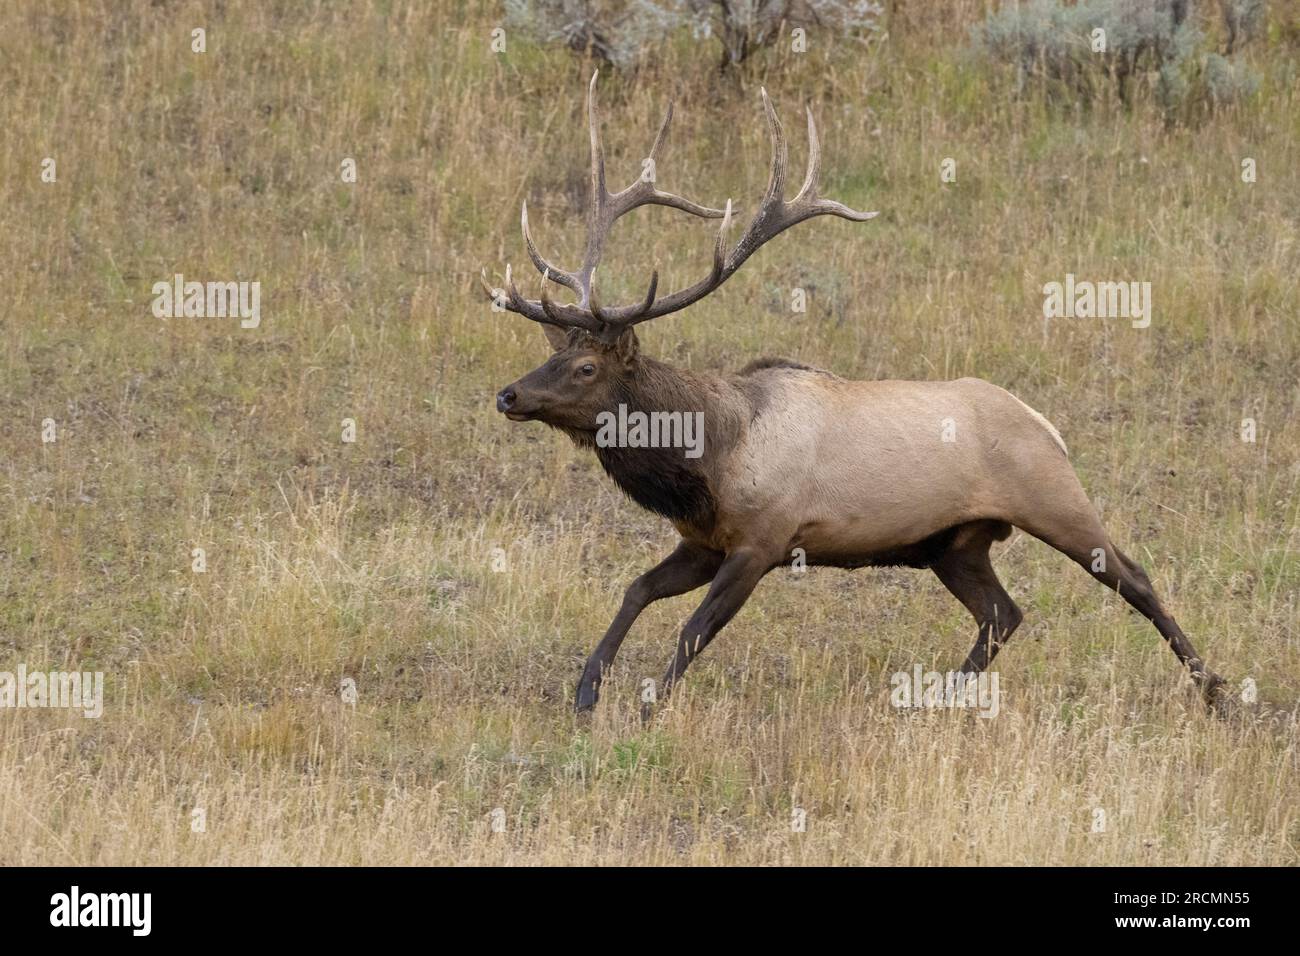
[646, 548, 771, 719]
[576, 542, 722, 712]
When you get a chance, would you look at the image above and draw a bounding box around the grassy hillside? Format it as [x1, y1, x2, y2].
[0, 0, 1296, 864]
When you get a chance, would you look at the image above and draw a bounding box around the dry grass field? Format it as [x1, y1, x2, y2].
[0, 0, 1297, 865]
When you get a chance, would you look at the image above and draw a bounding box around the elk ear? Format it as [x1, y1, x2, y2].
[612, 327, 639, 366]
[540, 323, 569, 352]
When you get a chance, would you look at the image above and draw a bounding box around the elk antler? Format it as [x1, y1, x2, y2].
[481, 72, 876, 342]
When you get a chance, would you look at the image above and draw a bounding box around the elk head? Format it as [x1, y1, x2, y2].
[483, 72, 876, 435]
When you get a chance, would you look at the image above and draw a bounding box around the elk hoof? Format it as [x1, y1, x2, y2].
[1197, 671, 1232, 716]
[574, 679, 600, 713]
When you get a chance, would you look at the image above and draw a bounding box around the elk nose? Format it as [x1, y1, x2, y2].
[496, 387, 516, 413]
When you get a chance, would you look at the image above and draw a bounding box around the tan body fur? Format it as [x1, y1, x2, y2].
[692, 369, 1072, 562]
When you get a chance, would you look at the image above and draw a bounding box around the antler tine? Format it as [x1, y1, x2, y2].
[571, 70, 612, 307]
[712, 198, 734, 277]
[805, 198, 879, 224]
[792, 106, 822, 205]
[479, 263, 603, 333]
[606, 95, 727, 221]
[760, 88, 789, 204]
[587, 70, 608, 216]
[587, 266, 659, 325]
[538, 269, 573, 327]
[788, 104, 877, 223]
[637, 269, 659, 317]
[541, 269, 606, 332]
[506, 70, 610, 306]
[721, 90, 793, 274]
[587, 268, 609, 324]
[648, 100, 673, 165]
[596, 268, 663, 333]
[504, 263, 527, 312]
[632, 190, 728, 219]
[522, 202, 582, 295]
[637, 100, 727, 217]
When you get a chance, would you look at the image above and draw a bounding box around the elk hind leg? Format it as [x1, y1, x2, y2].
[931, 521, 1023, 675]
[1014, 498, 1224, 701]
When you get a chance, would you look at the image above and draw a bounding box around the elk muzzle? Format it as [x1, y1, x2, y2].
[498, 375, 553, 421]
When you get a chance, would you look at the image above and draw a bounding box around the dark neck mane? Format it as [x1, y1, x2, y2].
[560, 357, 744, 530]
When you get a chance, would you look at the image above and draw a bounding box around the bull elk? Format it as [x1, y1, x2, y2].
[482, 73, 1225, 714]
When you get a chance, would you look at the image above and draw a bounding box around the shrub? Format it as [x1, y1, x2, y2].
[676, 1, 882, 70]
[1219, 0, 1267, 53]
[504, 0, 881, 70]
[973, 0, 1263, 118]
[503, 0, 681, 68]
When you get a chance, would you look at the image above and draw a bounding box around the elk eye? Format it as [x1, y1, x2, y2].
[580, 363, 596, 376]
